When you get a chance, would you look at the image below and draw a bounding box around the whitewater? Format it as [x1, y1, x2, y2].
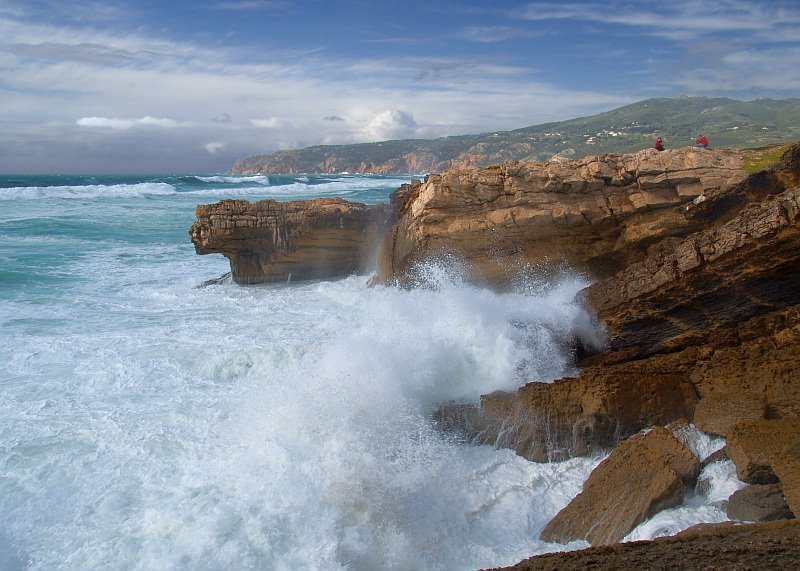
[0, 174, 743, 570]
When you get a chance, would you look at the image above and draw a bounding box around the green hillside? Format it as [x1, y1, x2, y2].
[232, 96, 800, 174]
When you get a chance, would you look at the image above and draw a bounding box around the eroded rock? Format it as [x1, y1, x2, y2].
[377, 147, 747, 286]
[693, 391, 766, 437]
[435, 366, 697, 462]
[189, 198, 393, 284]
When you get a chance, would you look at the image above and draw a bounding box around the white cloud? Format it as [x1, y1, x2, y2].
[204, 141, 226, 154]
[459, 26, 522, 43]
[76, 116, 179, 129]
[250, 117, 285, 128]
[520, 1, 792, 37]
[362, 110, 418, 141]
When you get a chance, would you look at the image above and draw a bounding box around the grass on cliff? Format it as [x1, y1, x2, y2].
[742, 143, 794, 172]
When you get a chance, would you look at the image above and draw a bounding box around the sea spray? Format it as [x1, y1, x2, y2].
[0, 252, 601, 569]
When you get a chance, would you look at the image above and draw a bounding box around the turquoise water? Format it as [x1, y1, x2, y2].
[0, 174, 735, 570]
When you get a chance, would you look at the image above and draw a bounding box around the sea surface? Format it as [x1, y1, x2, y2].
[0, 173, 744, 570]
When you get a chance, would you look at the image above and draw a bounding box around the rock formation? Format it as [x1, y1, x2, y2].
[436, 143, 800, 464]
[726, 484, 794, 522]
[189, 197, 393, 284]
[726, 419, 800, 484]
[377, 147, 747, 287]
[189, 142, 800, 568]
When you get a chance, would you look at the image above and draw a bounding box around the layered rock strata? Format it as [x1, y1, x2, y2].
[189, 198, 392, 284]
[377, 147, 747, 287]
[436, 144, 800, 463]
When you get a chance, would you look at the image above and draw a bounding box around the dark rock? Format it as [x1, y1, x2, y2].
[727, 484, 794, 522]
[700, 446, 729, 469]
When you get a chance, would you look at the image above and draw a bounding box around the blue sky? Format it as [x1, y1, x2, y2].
[1, 0, 799, 173]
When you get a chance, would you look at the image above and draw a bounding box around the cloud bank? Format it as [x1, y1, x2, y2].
[0, 0, 798, 173]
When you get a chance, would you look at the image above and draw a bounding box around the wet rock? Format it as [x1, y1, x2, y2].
[727, 484, 794, 521]
[435, 367, 697, 463]
[540, 427, 698, 546]
[700, 446, 729, 469]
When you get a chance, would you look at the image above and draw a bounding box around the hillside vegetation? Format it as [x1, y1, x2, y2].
[232, 96, 800, 174]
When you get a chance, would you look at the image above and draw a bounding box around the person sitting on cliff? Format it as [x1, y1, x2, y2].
[654, 137, 665, 151]
[695, 134, 709, 148]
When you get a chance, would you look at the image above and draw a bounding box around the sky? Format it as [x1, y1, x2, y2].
[1, 0, 799, 173]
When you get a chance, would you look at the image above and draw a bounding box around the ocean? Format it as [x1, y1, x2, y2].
[0, 173, 742, 570]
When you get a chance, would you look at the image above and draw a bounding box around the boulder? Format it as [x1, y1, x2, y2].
[540, 428, 697, 546]
[693, 391, 766, 436]
[189, 197, 393, 284]
[726, 419, 800, 484]
[727, 484, 794, 522]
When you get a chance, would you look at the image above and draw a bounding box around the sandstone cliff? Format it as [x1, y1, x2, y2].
[377, 147, 747, 286]
[436, 143, 800, 463]
[189, 197, 393, 284]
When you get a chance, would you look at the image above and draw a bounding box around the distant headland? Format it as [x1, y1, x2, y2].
[231, 96, 800, 175]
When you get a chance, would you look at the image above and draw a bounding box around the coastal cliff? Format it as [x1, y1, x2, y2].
[190, 143, 800, 567]
[377, 146, 747, 286]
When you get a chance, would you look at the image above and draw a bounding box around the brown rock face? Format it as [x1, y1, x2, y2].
[189, 198, 393, 284]
[484, 520, 800, 571]
[377, 147, 746, 287]
[436, 144, 800, 463]
[773, 444, 800, 517]
[435, 364, 697, 463]
[539, 428, 698, 546]
[726, 418, 800, 484]
[693, 391, 766, 437]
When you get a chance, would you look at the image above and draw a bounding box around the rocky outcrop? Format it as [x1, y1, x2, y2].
[377, 147, 747, 286]
[774, 444, 800, 516]
[692, 391, 766, 437]
[189, 198, 392, 284]
[483, 520, 800, 571]
[540, 427, 699, 546]
[437, 144, 800, 465]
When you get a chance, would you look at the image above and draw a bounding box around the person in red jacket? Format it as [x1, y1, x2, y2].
[654, 137, 665, 151]
[695, 134, 709, 148]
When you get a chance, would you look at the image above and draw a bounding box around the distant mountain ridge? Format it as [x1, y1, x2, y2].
[231, 96, 800, 175]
